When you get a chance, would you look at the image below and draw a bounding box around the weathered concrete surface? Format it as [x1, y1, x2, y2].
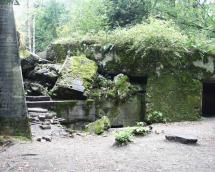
[96, 94, 145, 127]
[0, 5, 30, 136]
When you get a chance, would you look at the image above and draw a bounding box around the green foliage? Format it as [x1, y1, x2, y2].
[58, 0, 111, 36]
[0, 0, 13, 4]
[89, 74, 137, 102]
[34, 0, 68, 52]
[100, 18, 187, 51]
[58, 0, 152, 35]
[115, 129, 133, 145]
[115, 123, 150, 145]
[114, 74, 132, 100]
[131, 126, 150, 136]
[0, 136, 5, 143]
[146, 111, 167, 124]
[107, 0, 151, 27]
[136, 122, 147, 127]
[151, 0, 215, 38]
[86, 116, 111, 135]
[19, 49, 31, 59]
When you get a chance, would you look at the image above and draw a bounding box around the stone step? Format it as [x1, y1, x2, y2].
[28, 107, 49, 113]
[27, 100, 96, 124]
[26, 96, 51, 102]
[26, 100, 84, 109]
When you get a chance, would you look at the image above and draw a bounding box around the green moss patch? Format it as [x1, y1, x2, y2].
[71, 55, 98, 89]
[19, 49, 31, 59]
[85, 116, 111, 135]
[51, 55, 98, 98]
[146, 73, 202, 122]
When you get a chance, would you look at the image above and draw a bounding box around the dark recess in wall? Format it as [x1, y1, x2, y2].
[202, 81, 215, 117]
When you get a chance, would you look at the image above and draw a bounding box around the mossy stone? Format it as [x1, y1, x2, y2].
[85, 116, 111, 135]
[146, 73, 202, 122]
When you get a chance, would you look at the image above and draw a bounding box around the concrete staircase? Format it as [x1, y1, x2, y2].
[25, 96, 96, 124]
[26, 96, 95, 137]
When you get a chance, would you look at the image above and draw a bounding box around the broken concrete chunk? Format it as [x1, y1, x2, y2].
[36, 137, 42, 142]
[28, 108, 48, 113]
[38, 115, 46, 121]
[42, 136, 52, 142]
[165, 134, 198, 144]
[39, 124, 51, 130]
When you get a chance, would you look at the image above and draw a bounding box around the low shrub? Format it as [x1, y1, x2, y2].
[131, 126, 150, 136]
[136, 122, 147, 127]
[115, 129, 133, 145]
[115, 123, 151, 145]
[146, 111, 167, 124]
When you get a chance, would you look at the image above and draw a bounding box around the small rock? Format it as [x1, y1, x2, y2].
[155, 130, 164, 135]
[28, 112, 39, 117]
[50, 119, 60, 125]
[28, 108, 48, 113]
[45, 113, 56, 119]
[102, 134, 108, 137]
[58, 118, 66, 124]
[29, 116, 39, 122]
[42, 136, 52, 142]
[36, 137, 42, 142]
[42, 121, 51, 125]
[76, 133, 86, 137]
[38, 115, 46, 121]
[165, 134, 198, 144]
[40, 124, 51, 130]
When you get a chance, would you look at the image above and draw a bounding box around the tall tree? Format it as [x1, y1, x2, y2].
[34, 0, 68, 52]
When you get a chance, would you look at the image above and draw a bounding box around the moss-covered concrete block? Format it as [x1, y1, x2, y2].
[96, 94, 145, 127]
[46, 43, 81, 63]
[146, 73, 202, 122]
[52, 100, 96, 123]
[51, 55, 98, 99]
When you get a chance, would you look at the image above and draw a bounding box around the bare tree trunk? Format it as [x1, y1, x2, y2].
[26, 0, 32, 52]
[32, 15, 36, 53]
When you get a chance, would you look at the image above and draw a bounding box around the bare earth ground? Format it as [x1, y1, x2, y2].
[0, 117, 215, 172]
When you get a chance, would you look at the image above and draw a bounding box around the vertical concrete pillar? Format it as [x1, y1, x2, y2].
[0, 3, 30, 137]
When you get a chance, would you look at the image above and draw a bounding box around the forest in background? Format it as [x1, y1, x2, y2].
[14, 0, 215, 53]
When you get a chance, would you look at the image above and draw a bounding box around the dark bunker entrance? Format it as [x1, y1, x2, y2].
[202, 81, 215, 117]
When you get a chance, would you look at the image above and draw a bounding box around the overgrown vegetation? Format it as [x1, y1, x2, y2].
[146, 111, 167, 124]
[88, 74, 138, 103]
[17, 0, 215, 53]
[115, 129, 134, 145]
[115, 122, 151, 145]
[0, 0, 13, 4]
[14, 0, 215, 125]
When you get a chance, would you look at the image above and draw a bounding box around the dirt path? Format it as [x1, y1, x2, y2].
[0, 118, 215, 172]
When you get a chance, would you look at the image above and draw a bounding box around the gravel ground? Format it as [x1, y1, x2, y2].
[0, 117, 215, 172]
